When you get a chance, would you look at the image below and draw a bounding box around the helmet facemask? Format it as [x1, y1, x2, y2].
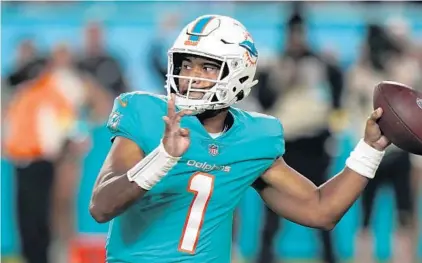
[166, 50, 248, 114]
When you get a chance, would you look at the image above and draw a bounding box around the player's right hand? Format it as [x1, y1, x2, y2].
[162, 94, 193, 157]
[364, 107, 391, 151]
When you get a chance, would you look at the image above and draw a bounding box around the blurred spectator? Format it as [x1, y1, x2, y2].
[148, 13, 182, 94]
[2, 39, 48, 104]
[77, 21, 129, 97]
[255, 6, 343, 263]
[1, 39, 46, 131]
[346, 20, 420, 263]
[2, 42, 111, 263]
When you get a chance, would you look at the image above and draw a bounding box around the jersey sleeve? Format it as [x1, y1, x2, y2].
[275, 119, 286, 158]
[252, 118, 286, 191]
[106, 93, 147, 150]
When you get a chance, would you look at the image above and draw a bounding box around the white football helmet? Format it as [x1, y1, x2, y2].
[166, 14, 259, 114]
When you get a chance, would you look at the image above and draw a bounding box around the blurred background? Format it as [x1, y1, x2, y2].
[1, 1, 422, 263]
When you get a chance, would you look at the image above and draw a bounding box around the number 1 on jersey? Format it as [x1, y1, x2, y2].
[178, 173, 215, 254]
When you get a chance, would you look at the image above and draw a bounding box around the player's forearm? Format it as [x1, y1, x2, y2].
[89, 173, 146, 223]
[90, 141, 180, 223]
[258, 166, 370, 230]
[316, 139, 385, 229]
[316, 167, 369, 229]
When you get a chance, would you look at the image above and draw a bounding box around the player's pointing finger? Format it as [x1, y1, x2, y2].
[162, 116, 172, 133]
[167, 93, 176, 119]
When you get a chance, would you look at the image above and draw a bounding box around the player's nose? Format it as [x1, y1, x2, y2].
[190, 67, 203, 78]
[189, 68, 203, 87]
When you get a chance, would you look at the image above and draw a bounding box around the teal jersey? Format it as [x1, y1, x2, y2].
[105, 92, 285, 263]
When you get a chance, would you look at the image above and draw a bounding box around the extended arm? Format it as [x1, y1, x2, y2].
[254, 158, 370, 230]
[254, 109, 389, 230]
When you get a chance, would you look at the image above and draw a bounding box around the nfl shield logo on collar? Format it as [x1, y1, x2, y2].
[208, 144, 219, 156]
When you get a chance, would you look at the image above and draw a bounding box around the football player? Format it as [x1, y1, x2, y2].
[89, 15, 390, 263]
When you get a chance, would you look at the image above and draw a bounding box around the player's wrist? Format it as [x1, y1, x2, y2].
[160, 139, 181, 159]
[363, 138, 385, 151]
[127, 140, 181, 190]
[346, 139, 385, 179]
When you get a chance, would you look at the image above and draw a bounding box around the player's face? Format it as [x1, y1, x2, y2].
[178, 56, 221, 99]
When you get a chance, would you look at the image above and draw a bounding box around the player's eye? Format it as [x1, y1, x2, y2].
[181, 62, 192, 70]
[183, 64, 192, 70]
[204, 65, 218, 73]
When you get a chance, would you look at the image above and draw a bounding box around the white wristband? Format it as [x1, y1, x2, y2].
[127, 141, 181, 190]
[346, 139, 385, 179]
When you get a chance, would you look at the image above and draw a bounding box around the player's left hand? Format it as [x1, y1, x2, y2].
[363, 107, 391, 151]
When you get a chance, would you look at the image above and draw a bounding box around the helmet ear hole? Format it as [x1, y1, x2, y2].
[234, 76, 249, 100]
[236, 90, 244, 101]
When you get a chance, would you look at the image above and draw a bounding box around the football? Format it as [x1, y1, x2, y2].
[373, 81, 422, 155]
